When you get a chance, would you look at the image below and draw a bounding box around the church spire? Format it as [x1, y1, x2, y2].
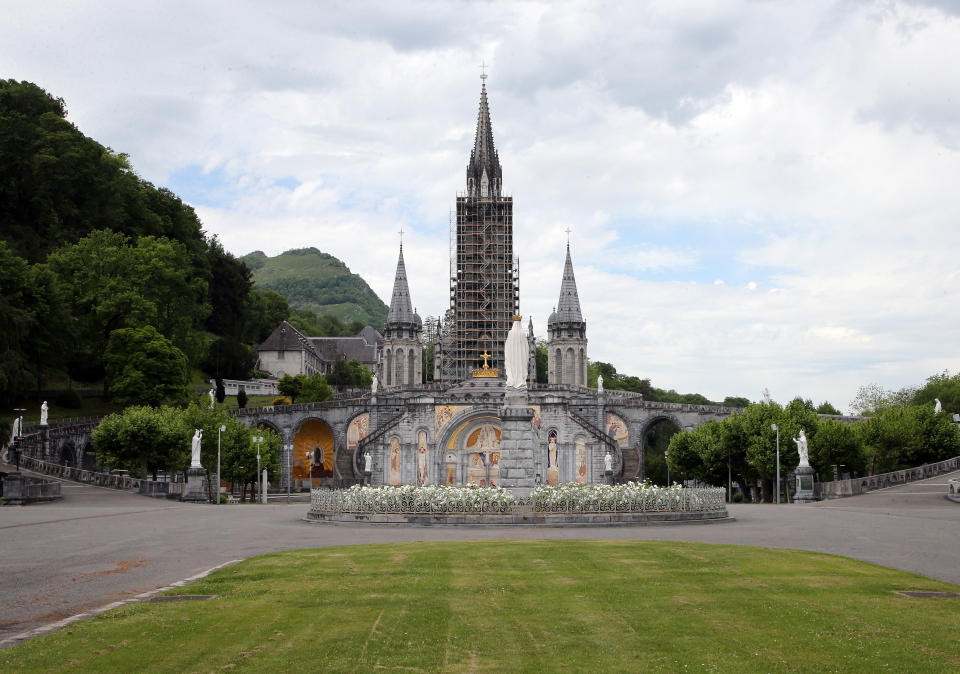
[386, 244, 415, 324]
[466, 76, 502, 198]
[555, 242, 583, 323]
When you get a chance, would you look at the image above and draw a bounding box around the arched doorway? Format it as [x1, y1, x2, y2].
[293, 419, 334, 488]
[435, 412, 502, 486]
[642, 417, 681, 485]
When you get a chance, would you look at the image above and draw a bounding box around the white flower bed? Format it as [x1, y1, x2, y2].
[310, 483, 725, 514]
[533, 483, 724, 512]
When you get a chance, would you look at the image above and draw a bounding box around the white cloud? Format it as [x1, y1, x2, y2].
[4, 0, 960, 413]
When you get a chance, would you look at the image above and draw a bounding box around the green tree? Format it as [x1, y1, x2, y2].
[911, 370, 960, 415]
[816, 401, 843, 415]
[811, 419, 866, 479]
[722, 396, 751, 408]
[237, 387, 248, 409]
[300, 374, 333, 403]
[243, 289, 291, 344]
[535, 340, 548, 384]
[277, 374, 303, 402]
[104, 325, 189, 407]
[221, 425, 281, 502]
[92, 405, 186, 478]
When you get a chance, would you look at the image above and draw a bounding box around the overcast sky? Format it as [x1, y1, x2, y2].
[4, 0, 960, 412]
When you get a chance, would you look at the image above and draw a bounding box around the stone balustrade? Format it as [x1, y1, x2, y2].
[18, 456, 142, 491]
[820, 456, 959, 499]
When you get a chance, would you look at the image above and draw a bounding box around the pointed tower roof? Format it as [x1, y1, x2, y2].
[466, 79, 502, 197]
[550, 244, 584, 325]
[386, 245, 416, 325]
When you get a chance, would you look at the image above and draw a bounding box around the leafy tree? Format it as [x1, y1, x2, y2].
[856, 406, 916, 474]
[236, 387, 248, 409]
[92, 405, 186, 478]
[221, 425, 281, 502]
[811, 419, 866, 479]
[104, 325, 189, 407]
[722, 396, 750, 408]
[535, 339, 547, 384]
[204, 237, 252, 339]
[203, 336, 255, 380]
[325, 358, 372, 389]
[277, 374, 303, 402]
[243, 289, 290, 344]
[850, 382, 915, 416]
[816, 401, 843, 415]
[911, 370, 960, 415]
[300, 374, 333, 403]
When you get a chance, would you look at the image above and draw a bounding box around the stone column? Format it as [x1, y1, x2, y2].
[794, 465, 816, 503]
[499, 387, 536, 497]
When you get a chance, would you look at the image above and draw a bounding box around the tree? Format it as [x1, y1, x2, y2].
[221, 425, 281, 502]
[243, 289, 290, 344]
[811, 419, 866, 479]
[277, 374, 303, 402]
[203, 336, 254, 380]
[816, 401, 842, 415]
[92, 405, 186, 479]
[535, 340, 548, 384]
[215, 379, 226, 404]
[104, 325, 189, 407]
[911, 370, 960, 415]
[722, 396, 750, 408]
[300, 374, 333, 403]
[237, 387, 248, 409]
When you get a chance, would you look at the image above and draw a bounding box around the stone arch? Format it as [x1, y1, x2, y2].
[554, 348, 562, 382]
[639, 413, 684, 485]
[545, 428, 560, 485]
[415, 426, 430, 485]
[59, 440, 77, 468]
[578, 348, 585, 386]
[564, 347, 575, 384]
[408, 347, 416, 385]
[434, 408, 502, 487]
[293, 417, 335, 486]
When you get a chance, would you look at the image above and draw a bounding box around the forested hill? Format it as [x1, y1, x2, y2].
[0, 79, 287, 403]
[241, 248, 388, 329]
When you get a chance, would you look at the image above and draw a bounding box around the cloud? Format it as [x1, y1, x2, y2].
[3, 0, 960, 413]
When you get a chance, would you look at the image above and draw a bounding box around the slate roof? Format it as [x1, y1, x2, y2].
[386, 245, 420, 326]
[308, 336, 378, 366]
[549, 244, 584, 325]
[466, 80, 502, 196]
[256, 320, 327, 361]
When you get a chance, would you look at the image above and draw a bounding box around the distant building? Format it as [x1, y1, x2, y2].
[255, 321, 382, 379]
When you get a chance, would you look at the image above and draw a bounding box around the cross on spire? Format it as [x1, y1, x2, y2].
[479, 60, 488, 83]
[398, 226, 405, 246]
[565, 227, 572, 246]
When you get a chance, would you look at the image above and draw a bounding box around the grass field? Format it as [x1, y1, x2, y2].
[3, 540, 959, 672]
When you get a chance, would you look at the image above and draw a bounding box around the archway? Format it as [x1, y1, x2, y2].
[293, 419, 334, 487]
[642, 416, 682, 486]
[435, 411, 502, 486]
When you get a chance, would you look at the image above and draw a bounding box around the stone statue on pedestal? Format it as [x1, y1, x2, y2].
[504, 316, 529, 390]
[604, 451, 613, 473]
[371, 374, 378, 395]
[363, 452, 372, 473]
[40, 401, 48, 426]
[208, 389, 215, 409]
[191, 429, 203, 468]
[935, 398, 942, 414]
[762, 387, 771, 405]
[598, 375, 604, 394]
[793, 429, 809, 468]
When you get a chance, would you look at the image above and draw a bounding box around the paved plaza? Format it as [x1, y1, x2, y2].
[1, 464, 958, 647]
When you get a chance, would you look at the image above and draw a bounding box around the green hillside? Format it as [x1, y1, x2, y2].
[242, 248, 388, 329]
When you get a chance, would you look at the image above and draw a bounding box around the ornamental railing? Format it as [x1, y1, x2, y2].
[310, 485, 727, 515]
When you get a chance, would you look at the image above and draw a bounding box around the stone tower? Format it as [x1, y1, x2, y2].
[547, 243, 587, 386]
[446, 76, 518, 381]
[381, 244, 422, 387]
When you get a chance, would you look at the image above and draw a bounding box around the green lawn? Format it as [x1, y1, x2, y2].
[2, 541, 958, 672]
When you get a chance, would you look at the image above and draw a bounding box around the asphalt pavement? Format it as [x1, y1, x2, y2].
[1, 463, 958, 648]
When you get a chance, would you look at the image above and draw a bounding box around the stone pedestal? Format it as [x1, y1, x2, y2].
[181, 466, 209, 503]
[499, 388, 536, 498]
[604, 469, 614, 486]
[794, 465, 816, 503]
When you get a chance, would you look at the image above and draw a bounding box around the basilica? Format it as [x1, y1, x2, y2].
[246, 78, 732, 490]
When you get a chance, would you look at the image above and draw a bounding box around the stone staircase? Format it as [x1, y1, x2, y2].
[335, 411, 405, 486]
[568, 410, 637, 480]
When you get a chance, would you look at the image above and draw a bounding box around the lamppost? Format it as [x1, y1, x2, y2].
[286, 443, 291, 505]
[771, 423, 780, 505]
[727, 447, 732, 503]
[253, 434, 263, 504]
[305, 451, 313, 494]
[217, 424, 226, 505]
[665, 449, 670, 486]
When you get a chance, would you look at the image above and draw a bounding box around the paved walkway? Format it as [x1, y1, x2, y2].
[1, 464, 958, 646]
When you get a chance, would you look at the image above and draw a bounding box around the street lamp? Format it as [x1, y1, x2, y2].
[665, 449, 670, 486]
[253, 434, 263, 504]
[771, 423, 780, 505]
[286, 443, 291, 505]
[217, 425, 226, 505]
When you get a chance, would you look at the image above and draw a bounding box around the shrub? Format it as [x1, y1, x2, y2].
[271, 396, 292, 406]
[237, 388, 248, 409]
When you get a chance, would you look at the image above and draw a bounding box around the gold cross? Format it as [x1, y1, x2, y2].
[480, 350, 491, 369]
